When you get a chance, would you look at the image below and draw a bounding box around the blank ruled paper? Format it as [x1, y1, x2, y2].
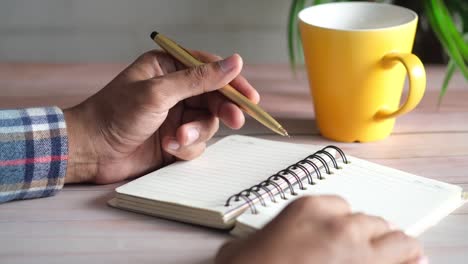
[116, 135, 322, 215]
[112, 135, 464, 233]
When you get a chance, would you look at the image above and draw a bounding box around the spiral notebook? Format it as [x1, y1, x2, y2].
[108, 135, 466, 237]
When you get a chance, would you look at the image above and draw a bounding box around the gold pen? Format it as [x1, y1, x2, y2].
[150, 31, 289, 137]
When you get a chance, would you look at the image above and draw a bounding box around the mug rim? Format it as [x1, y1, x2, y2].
[298, 2, 418, 32]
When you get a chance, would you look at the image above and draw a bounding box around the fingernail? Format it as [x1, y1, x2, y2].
[186, 127, 200, 145]
[218, 55, 237, 73]
[418, 256, 429, 264]
[167, 140, 180, 151]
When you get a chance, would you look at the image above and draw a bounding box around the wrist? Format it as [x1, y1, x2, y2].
[63, 104, 99, 184]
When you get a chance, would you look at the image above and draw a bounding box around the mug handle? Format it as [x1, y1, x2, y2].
[375, 52, 426, 120]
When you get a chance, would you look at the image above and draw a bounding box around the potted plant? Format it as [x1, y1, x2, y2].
[288, 0, 467, 102]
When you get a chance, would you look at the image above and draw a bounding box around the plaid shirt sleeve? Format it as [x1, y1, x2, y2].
[0, 107, 68, 203]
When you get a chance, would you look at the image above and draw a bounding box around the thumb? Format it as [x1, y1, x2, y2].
[148, 54, 243, 109]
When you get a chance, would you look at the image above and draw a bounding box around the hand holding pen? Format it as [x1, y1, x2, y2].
[150, 32, 288, 137]
[64, 49, 259, 184]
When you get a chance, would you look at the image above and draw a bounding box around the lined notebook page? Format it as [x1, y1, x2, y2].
[235, 156, 464, 236]
[116, 135, 322, 215]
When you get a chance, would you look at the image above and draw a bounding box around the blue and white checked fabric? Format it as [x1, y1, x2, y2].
[0, 107, 68, 203]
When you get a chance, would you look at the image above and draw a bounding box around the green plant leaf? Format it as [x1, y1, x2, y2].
[425, 0, 468, 80]
[288, 0, 313, 71]
[437, 0, 468, 60]
[288, 0, 301, 71]
[445, 0, 468, 65]
[295, 0, 307, 63]
[438, 59, 457, 106]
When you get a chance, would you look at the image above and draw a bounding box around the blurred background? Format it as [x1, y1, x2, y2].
[0, 0, 291, 64]
[0, 0, 444, 64]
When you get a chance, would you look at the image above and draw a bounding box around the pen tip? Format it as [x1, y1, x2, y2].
[278, 127, 290, 137]
[150, 31, 159, 40]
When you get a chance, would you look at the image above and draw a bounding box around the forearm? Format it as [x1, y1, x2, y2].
[0, 107, 68, 203]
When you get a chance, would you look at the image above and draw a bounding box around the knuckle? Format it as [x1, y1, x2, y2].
[373, 215, 387, 223]
[195, 64, 210, 79]
[327, 218, 344, 236]
[313, 195, 350, 212]
[352, 212, 367, 219]
[328, 195, 350, 209]
[392, 230, 408, 240]
[372, 215, 389, 227]
[288, 196, 323, 214]
[393, 231, 414, 244]
[329, 217, 358, 239]
[138, 51, 158, 64]
[351, 212, 369, 224]
[138, 52, 151, 61]
[185, 64, 210, 92]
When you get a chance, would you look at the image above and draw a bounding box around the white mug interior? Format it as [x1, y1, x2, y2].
[298, 2, 417, 31]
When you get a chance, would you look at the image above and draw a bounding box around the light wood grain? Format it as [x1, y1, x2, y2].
[0, 64, 467, 264]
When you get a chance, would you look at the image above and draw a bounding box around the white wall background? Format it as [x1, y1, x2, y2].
[0, 0, 291, 64]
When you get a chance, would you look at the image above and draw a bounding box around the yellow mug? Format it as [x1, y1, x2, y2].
[299, 2, 426, 142]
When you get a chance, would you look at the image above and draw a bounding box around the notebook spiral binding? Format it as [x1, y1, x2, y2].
[224, 146, 350, 214]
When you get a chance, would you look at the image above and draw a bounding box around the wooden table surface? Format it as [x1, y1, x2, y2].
[0, 63, 467, 264]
